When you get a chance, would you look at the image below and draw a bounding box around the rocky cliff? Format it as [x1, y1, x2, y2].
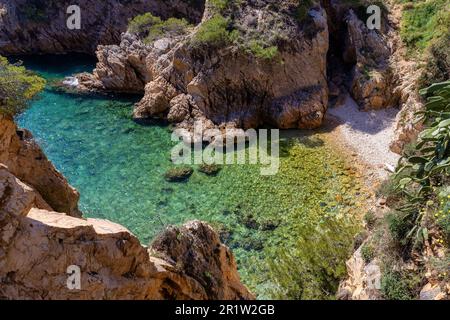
[79, 0, 330, 131]
[1, 0, 420, 146]
[0, 116, 253, 300]
[0, 0, 205, 54]
[1, 0, 417, 139]
[75, 0, 411, 135]
[0, 114, 80, 216]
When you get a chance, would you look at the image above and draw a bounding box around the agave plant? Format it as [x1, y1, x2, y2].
[395, 80, 450, 197]
[391, 80, 450, 249]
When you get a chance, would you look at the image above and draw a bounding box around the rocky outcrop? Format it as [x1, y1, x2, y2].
[0, 117, 253, 300]
[0, 0, 205, 55]
[79, 0, 329, 131]
[77, 33, 153, 93]
[337, 245, 382, 300]
[0, 174, 252, 299]
[0, 115, 80, 216]
[344, 10, 399, 111]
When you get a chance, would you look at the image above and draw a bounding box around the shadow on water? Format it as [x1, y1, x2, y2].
[278, 129, 327, 157]
[8, 53, 97, 76]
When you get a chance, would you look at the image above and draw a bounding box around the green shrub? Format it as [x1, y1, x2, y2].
[247, 40, 279, 60]
[395, 81, 450, 198]
[364, 211, 377, 229]
[192, 14, 231, 47]
[381, 271, 414, 300]
[209, 0, 231, 12]
[128, 13, 190, 43]
[128, 13, 162, 34]
[386, 209, 422, 249]
[436, 188, 450, 239]
[361, 243, 375, 263]
[376, 176, 400, 200]
[295, 0, 315, 22]
[400, 0, 449, 54]
[419, 35, 450, 87]
[0, 56, 46, 117]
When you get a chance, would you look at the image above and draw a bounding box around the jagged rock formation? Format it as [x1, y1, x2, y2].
[79, 0, 330, 131]
[76, 0, 410, 134]
[0, 115, 80, 216]
[0, 0, 204, 54]
[324, 0, 399, 110]
[337, 245, 382, 300]
[344, 10, 399, 111]
[1, 0, 414, 136]
[0, 116, 253, 300]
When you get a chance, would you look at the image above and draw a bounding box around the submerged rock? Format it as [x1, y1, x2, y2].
[198, 164, 221, 176]
[164, 166, 193, 182]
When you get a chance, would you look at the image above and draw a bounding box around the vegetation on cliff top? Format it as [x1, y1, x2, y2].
[397, 0, 450, 86]
[0, 56, 45, 117]
[128, 0, 323, 60]
[127, 12, 191, 44]
[374, 81, 450, 299]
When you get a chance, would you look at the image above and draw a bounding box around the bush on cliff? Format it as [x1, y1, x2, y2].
[128, 13, 191, 43]
[0, 56, 45, 117]
[191, 14, 232, 47]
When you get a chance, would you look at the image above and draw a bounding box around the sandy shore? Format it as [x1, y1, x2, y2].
[326, 96, 401, 181]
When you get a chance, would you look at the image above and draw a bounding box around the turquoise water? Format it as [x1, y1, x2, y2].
[16, 55, 364, 298]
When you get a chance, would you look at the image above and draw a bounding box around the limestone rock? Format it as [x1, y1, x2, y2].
[419, 283, 445, 300]
[150, 221, 253, 300]
[344, 10, 399, 110]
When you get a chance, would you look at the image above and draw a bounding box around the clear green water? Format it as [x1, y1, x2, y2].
[16, 55, 364, 298]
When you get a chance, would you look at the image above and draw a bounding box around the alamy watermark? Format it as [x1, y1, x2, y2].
[66, 5, 81, 30]
[66, 265, 81, 290]
[62, 4, 382, 31]
[366, 5, 381, 30]
[171, 121, 280, 176]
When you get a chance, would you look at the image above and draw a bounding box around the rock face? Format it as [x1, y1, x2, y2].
[0, 117, 253, 300]
[0, 0, 205, 55]
[77, 0, 409, 133]
[79, 0, 330, 131]
[344, 10, 399, 111]
[0, 115, 80, 216]
[337, 245, 382, 300]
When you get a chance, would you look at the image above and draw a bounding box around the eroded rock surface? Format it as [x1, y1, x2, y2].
[0, 115, 80, 216]
[79, 0, 330, 131]
[344, 10, 399, 111]
[337, 245, 382, 300]
[0, 184, 252, 300]
[0, 0, 205, 54]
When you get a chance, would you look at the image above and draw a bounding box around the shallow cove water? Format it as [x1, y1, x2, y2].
[16, 54, 365, 299]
